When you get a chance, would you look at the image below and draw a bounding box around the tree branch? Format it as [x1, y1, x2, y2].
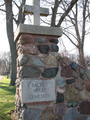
[74, 3, 81, 43]
[41, 18, 51, 25]
[51, 0, 62, 26]
[13, 1, 19, 8]
[82, 0, 88, 45]
[63, 31, 78, 48]
[16, 0, 26, 26]
[0, 8, 6, 12]
[62, 27, 78, 40]
[13, 16, 18, 24]
[56, 0, 78, 27]
[0, 2, 5, 7]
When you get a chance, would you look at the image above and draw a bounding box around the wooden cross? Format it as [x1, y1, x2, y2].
[22, 0, 49, 26]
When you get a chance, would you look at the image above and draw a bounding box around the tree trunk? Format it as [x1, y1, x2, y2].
[5, 0, 17, 86]
[78, 45, 85, 67]
[17, 0, 26, 26]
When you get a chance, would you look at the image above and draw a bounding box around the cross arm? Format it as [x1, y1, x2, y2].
[22, 5, 34, 15]
[22, 5, 49, 16]
[40, 7, 49, 16]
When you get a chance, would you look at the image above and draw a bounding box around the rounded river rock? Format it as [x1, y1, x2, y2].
[42, 67, 59, 78]
[51, 44, 59, 52]
[19, 65, 42, 78]
[38, 45, 50, 54]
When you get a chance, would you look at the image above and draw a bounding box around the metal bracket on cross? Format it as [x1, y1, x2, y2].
[22, 0, 49, 26]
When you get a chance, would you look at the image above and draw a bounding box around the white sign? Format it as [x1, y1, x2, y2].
[21, 79, 56, 103]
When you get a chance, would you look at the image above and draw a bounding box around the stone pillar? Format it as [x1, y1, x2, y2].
[15, 24, 62, 120]
[15, 24, 90, 120]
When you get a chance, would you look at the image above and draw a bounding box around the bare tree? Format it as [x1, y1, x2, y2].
[62, 0, 89, 66]
[41, 0, 90, 67]
[52, 0, 90, 66]
[0, 0, 78, 85]
[0, 52, 11, 75]
[0, 0, 26, 85]
[51, 0, 78, 27]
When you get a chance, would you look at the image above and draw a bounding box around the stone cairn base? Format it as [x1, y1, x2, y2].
[15, 34, 90, 120]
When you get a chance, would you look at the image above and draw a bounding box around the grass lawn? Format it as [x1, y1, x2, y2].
[0, 76, 16, 120]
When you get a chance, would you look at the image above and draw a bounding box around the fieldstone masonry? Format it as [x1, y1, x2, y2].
[15, 24, 90, 120]
[14, 1, 90, 119]
[14, 20, 90, 120]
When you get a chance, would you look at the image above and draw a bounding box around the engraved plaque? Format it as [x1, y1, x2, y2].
[21, 79, 56, 103]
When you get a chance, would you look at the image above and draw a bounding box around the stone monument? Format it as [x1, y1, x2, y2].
[15, 0, 62, 119]
[15, 0, 90, 120]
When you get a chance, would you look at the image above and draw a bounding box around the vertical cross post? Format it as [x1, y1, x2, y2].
[33, 0, 40, 25]
[22, 0, 49, 26]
